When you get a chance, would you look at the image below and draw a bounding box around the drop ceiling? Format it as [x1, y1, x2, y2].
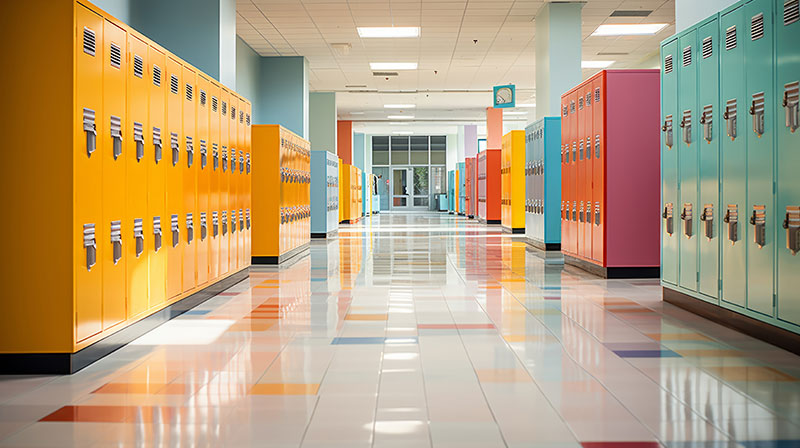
[236, 0, 675, 133]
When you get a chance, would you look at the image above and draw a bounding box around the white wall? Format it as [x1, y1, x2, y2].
[446, 134, 457, 172]
[676, 0, 738, 32]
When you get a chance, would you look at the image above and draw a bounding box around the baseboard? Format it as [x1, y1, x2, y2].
[563, 254, 659, 279]
[502, 226, 525, 234]
[0, 268, 250, 375]
[526, 238, 561, 251]
[663, 286, 800, 357]
[252, 243, 310, 265]
[486, 219, 501, 225]
[311, 229, 338, 239]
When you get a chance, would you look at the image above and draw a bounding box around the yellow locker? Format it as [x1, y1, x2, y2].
[165, 57, 183, 299]
[182, 66, 197, 292]
[101, 19, 127, 331]
[147, 44, 166, 309]
[219, 88, 231, 274]
[243, 100, 252, 264]
[196, 75, 210, 286]
[229, 95, 239, 270]
[236, 97, 246, 268]
[126, 34, 149, 318]
[75, 4, 104, 342]
[209, 82, 221, 279]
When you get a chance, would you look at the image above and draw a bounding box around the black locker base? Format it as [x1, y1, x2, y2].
[252, 243, 310, 265]
[564, 254, 659, 279]
[0, 268, 250, 375]
[502, 226, 525, 235]
[311, 229, 338, 239]
[526, 239, 561, 252]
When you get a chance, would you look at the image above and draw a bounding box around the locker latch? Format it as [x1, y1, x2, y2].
[110, 115, 123, 160]
[239, 151, 245, 173]
[662, 115, 673, 149]
[700, 105, 713, 143]
[110, 220, 122, 265]
[579, 201, 584, 223]
[681, 203, 693, 238]
[186, 213, 194, 244]
[153, 216, 162, 253]
[783, 206, 800, 255]
[171, 214, 180, 247]
[680, 110, 692, 146]
[724, 99, 738, 140]
[222, 146, 228, 172]
[133, 122, 144, 162]
[572, 201, 577, 221]
[200, 140, 207, 169]
[724, 204, 739, 244]
[561, 201, 565, 220]
[579, 141, 584, 160]
[246, 153, 251, 174]
[231, 210, 237, 233]
[783, 81, 799, 133]
[171, 133, 180, 166]
[212, 211, 219, 237]
[133, 218, 144, 258]
[221, 211, 228, 235]
[700, 204, 714, 240]
[82, 108, 97, 157]
[572, 142, 577, 162]
[246, 208, 251, 229]
[239, 209, 245, 231]
[83, 223, 96, 271]
[212, 143, 219, 170]
[153, 127, 163, 164]
[186, 136, 194, 168]
[561, 144, 566, 163]
[750, 205, 766, 248]
[230, 149, 236, 172]
[594, 202, 600, 226]
[663, 203, 674, 236]
[750, 92, 765, 137]
[200, 212, 207, 241]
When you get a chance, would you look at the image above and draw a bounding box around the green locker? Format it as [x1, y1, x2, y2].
[698, 18, 721, 301]
[678, 29, 699, 292]
[744, 0, 775, 317]
[776, 0, 800, 325]
[661, 37, 679, 286]
[720, 5, 747, 308]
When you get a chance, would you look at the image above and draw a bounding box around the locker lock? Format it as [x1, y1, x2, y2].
[783, 206, 800, 255]
[783, 81, 799, 133]
[724, 205, 739, 244]
[700, 204, 713, 240]
[663, 203, 674, 236]
[680, 110, 692, 146]
[700, 105, 713, 143]
[750, 205, 766, 248]
[750, 92, 765, 137]
[724, 99, 738, 140]
[680, 203, 693, 238]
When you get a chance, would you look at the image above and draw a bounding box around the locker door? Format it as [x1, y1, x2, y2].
[102, 20, 127, 330]
[744, 0, 775, 317]
[126, 35, 149, 318]
[569, 92, 578, 255]
[219, 89, 230, 274]
[237, 97, 246, 267]
[165, 57, 183, 299]
[75, 5, 104, 341]
[583, 83, 594, 261]
[147, 45, 167, 308]
[561, 100, 569, 254]
[577, 89, 587, 258]
[698, 19, 721, 301]
[720, 7, 747, 307]
[209, 83, 220, 279]
[229, 95, 239, 270]
[678, 29, 699, 292]
[182, 67, 197, 292]
[244, 101, 252, 264]
[777, 0, 800, 325]
[196, 76, 210, 286]
[592, 75, 606, 264]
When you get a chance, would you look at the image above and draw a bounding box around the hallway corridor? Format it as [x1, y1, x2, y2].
[2, 213, 800, 447]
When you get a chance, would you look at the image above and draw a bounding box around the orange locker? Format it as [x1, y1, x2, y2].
[165, 57, 183, 299]
[560, 97, 569, 258]
[147, 44, 167, 309]
[181, 66, 197, 293]
[568, 91, 578, 256]
[219, 88, 230, 275]
[209, 82, 221, 280]
[577, 84, 589, 258]
[243, 100, 252, 263]
[126, 34, 149, 318]
[196, 75, 211, 286]
[591, 76, 605, 263]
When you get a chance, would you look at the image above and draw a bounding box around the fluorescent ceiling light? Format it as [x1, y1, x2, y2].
[591, 23, 668, 36]
[389, 122, 409, 125]
[358, 27, 420, 38]
[393, 131, 413, 135]
[582, 60, 615, 69]
[370, 62, 418, 70]
[349, 111, 365, 115]
[503, 111, 527, 115]
[388, 115, 414, 119]
[384, 104, 416, 109]
[515, 103, 536, 108]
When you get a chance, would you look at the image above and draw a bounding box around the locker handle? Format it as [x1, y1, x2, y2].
[110, 221, 122, 265]
[133, 218, 144, 258]
[133, 122, 144, 162]
[83, 224, 96, 271]
[171, 133, 180, 166]
[82, 108, 97, 157]
[723, 210, 730, 223]
[153, 128, 163, 164]
[153, 217, 162, 253]
[186, 137, 194, 168]
[110, 116, 123, 160]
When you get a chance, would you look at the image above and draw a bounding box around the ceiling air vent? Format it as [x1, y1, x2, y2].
[610, 10, 652, 17]
[133, 55, 143, 78]
[373, 72, 399, 77]
[664, 54, 673, 74]
[751, 13, 764, 40]
[153, 65, 162, 86]
[110, 43, 121, 69]
[682, 46, 692, 66]
[170, 74, 179, 94]
[185, 83, 193, 101]
[785, 0, 799, 25]
[200, 90, 207, 106]
[702, 37, 713, 59]
[212, 96, 218, 112]
[725, 26, 737, 50]
[83, 27, 96, 56]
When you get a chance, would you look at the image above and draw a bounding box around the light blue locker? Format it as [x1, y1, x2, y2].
[720, 4, 748, 308]
[678, 29, 699, 292]
[542, 118, 561, 248]
[525, 123, 536, 240]
[744, 0, 775, 317]
[458, 162, 466, 214]
[448, 170, 455, 212]
[698, 17, 721, 301]
[776, 0, 800, 325]
[310, 151, 338, 238]
[661, 37, 680, 286]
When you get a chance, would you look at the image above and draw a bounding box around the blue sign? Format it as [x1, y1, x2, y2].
[493, 84, 515, 108]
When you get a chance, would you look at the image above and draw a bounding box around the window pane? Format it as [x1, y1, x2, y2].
[410, 136, 428, 151]
[391, 150, 409, 165]
[413, 167, 429, 195]
[430, 135, 446, 151]
[410, 151, 428, 164]
[393, 197, 407, 207]
[373, 136, 389, 151]
[391, 136, 409, 151]
[431, 166, 446, 193]
[430, 150, 445, 164]
[413, 197, 429, 207]
[373, 150, 389, 165]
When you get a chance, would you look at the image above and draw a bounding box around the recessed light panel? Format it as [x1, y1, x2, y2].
[384, 104, 416, 109]
[370, 62, 418, 70]
[591, 23, 668, 36]
[582, 60, 615, 69]
[387, 115, 414, 119]
[358, 27, 420, 38]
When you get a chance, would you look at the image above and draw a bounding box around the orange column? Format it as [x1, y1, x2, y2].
[337, 120, 352, 165]
[486, 107, 503, 149]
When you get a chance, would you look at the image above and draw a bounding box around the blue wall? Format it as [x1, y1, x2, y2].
[256, 57, 309, 135]
[92, 0, 130, 22]
[353, 133, 366, 172]
[236, 37, 261, 118]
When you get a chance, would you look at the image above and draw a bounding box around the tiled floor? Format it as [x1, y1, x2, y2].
[2, 212, 800, 447]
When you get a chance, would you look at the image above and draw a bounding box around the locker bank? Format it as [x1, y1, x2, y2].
[3, 0, 800, 446]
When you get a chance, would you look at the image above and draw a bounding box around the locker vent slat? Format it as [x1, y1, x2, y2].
[153, 65, 162, 86]
[702, 37, 713, 59]
[725, 26, 737, 50]
[212, 96, 218, 112]
[110, 43, 121, 69]
[682, 46, 692, 66]
[222, 101, 227, 116]
[185, 83, 193, 102]
[239, 110, 244, 123]
[200, 90, 207, 106]
[664, 54, 673, 74]
[231, 106, 236, 120]
[246, 113, 251, 126]
[751, 13, 764, 40]
[133, 55, 144, 78]
[786, 0, 799, 25]
[83, 27, 96, 56]
[595, 88, 600, 103]
[170, 74, 179, 94]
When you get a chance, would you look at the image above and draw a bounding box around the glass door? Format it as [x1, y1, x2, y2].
[392, 168, 410, 209]
[412, 166, 429, 209]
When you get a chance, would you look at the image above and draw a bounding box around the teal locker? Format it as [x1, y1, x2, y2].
[744, 0, 775, 317]
[776, 0, 800, 325]
[678, 30, 699, 292]
[697, 18, 721, 301]
[661, 37, 679, 286]
[720, 5, 747, 308]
